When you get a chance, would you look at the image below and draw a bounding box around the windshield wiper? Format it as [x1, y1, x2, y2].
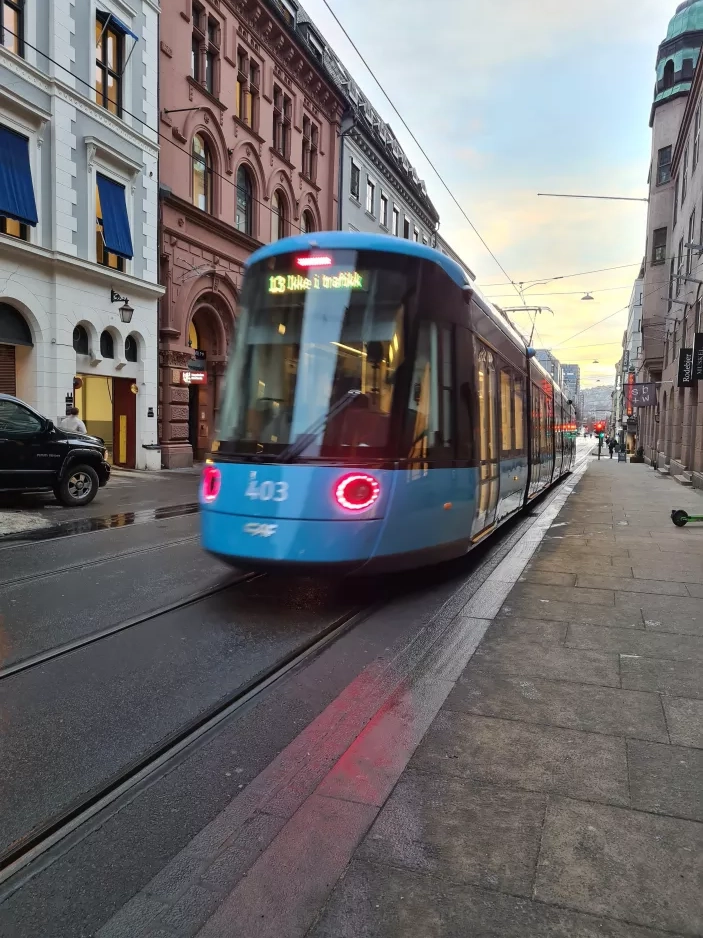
[277, 390, 363, 464]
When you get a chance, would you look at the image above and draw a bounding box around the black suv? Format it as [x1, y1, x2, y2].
[0, 394, 110, 506]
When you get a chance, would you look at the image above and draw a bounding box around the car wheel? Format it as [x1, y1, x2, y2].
[55, 464, 99, 507]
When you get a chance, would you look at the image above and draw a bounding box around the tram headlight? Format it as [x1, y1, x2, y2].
[334, 473, 380, 512]
[201, 465, 221, 503]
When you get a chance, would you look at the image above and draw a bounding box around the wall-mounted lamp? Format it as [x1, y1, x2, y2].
[111, 288, 134, 323]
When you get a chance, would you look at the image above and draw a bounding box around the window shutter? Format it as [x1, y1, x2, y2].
[0, 344, 16, 395]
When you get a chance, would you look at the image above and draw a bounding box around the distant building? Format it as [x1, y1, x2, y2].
[561, 364, 581, 405]
[535, 350, 563, 388]
[613, 266, 644, 451]
[434, 233, 476, 282]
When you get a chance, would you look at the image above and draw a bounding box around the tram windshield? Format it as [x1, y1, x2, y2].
[217, 250, 415, 460]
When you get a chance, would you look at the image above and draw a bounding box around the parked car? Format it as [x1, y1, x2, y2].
[0, 394, 110, 506]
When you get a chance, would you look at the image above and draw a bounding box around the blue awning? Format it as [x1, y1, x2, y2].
[98, 9, 139, 42]
[97, 173, 133, 260]
[0, 126, 38, 227]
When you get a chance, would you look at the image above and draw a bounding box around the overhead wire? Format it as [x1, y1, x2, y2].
[318, 0, 525, 303]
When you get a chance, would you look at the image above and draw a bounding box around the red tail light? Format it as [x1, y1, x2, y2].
[201, 465, 221, 503]
[334, 473, 380, 512]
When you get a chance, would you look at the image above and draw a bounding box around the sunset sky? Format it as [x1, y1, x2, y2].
[303, 0, 677, 387]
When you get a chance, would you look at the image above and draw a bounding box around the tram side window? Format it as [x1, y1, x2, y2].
[514, 376, 525, 452]
[406, 321, 453, 459]
[500, 368, 513, 453]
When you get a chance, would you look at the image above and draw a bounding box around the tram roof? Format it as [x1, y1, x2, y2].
[246, 231, 470, 289]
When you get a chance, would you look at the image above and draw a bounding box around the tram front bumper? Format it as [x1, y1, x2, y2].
[200, 510, 383, 570]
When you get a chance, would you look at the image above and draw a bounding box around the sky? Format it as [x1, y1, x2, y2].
[301, 0, 678, 388]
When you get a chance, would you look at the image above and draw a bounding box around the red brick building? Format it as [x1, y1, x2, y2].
[158, 0, 345, 466]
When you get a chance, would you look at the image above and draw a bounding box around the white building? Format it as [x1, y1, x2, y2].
[0, 0, 162, 468]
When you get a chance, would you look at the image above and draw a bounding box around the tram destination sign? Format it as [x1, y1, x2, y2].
[267, 272, 366, 295]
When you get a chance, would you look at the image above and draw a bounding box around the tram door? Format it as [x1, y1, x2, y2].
[472, 346, 500, 537]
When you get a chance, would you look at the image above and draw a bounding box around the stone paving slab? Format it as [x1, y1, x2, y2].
[663, 696, 703, 748]
[470, 632, 621, 686]
[534, 797, 703, 935]
[627, 739, 703, 822]
[620, 655, 703, 699]
[409, 710, 630, 806]
[575, 574, 690, 596]
[309, 860, 683, 938]
[445, 668, 669, 742]
[499, 599, 643, 629]
[357, 774, 546, 897]
[565, 622, 703, 663]
[508, 581, 615, 607]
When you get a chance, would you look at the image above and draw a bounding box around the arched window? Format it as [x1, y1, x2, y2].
[192, 134, 213, 213]
[73, 325, 89, 355]
[125, 335, 138, 362]
[301, 209, 315, 234]
[271, 190, 287, 242]
[236, 165, 253, 235]
[663, 59, 675, 90]
[100, 330, 114, 358]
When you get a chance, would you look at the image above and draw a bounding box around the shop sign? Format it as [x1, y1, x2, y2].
[694, 332, 703, 380]
[678, 348, 695, 388]
[182, 370, 207, 386]
[626, 371, 635, 417]
[629, 383, 657, 407]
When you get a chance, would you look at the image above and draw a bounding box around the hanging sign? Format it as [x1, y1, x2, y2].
[629, 383, 657, 407]
[626, 371, 636, 417]
[678, 348, 695, 387]
[694, 332, 703, 380]
[182, 370, 208, 386]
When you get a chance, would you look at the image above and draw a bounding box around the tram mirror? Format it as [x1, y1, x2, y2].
[462, 286, 474, 305]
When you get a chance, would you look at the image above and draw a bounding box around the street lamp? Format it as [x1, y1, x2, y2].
[582, 293, 594, 301]
[111, 288, 134, 323]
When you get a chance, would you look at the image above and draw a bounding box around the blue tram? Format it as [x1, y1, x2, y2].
[200, 232, 575, 574]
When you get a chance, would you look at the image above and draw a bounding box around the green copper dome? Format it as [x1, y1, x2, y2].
[666, 0, 703, 40]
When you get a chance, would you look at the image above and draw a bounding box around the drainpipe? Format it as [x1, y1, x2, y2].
[337, 110, 357, 231]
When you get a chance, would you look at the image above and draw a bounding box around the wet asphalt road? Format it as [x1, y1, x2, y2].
[0, 510, 363, 862]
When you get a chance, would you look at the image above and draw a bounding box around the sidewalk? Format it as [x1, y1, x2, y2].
[97, 459, 703, 938]
[312, 460, 703, 938]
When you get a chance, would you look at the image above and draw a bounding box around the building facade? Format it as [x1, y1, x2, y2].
[561, 364, 581, 408]
[535, 349, 563, 388]
[435, 233, 476, 282]
[312, 31, 439, 244]
[158, 0, 344, 467]
[639, 1, 703, 485]
[0, 0, 162, 468]
[612, 270, 644, 450]
[639, 0, 703, 479]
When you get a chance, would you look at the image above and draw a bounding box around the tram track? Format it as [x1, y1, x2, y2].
[0, 450, 592, 895]
[0, 599, 371, 889]
[0, 533, 201, 589]
[0, 571, 261, 681]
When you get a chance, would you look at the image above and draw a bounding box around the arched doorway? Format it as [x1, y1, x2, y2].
[0, 303, 33, 396]
[186, 302, 232, 460]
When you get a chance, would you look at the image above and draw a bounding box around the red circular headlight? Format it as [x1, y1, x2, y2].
[201, 465, 221, 503]
[334, 473, 380, 512]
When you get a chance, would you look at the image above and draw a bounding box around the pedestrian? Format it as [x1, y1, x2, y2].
[597, 435, 603, 459]
[608, 437, 617, 459]
[61, 407, 87, 434]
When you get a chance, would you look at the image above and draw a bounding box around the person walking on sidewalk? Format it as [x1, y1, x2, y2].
[608, 437, 617, 459]
[61, 407, 87, 434]
[597, 435, 604, 459]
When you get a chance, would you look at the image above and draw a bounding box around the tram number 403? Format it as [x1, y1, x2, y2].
[245, 472, 289, 502]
